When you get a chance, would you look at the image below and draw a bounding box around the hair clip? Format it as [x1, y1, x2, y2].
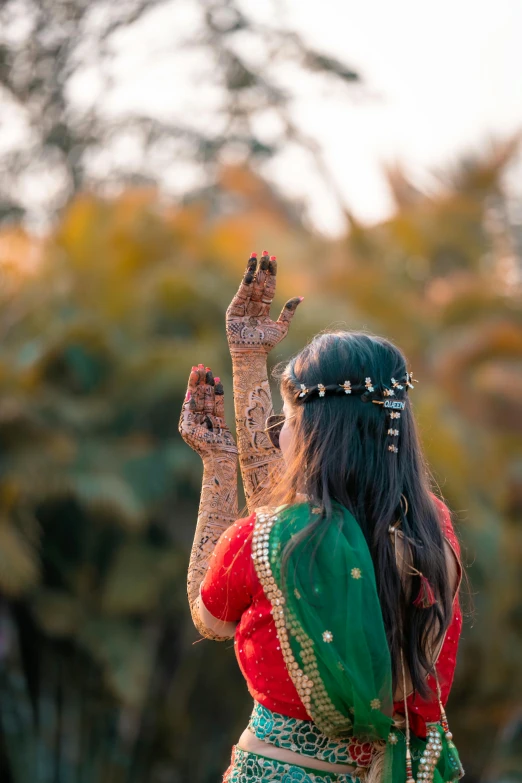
[391, 377, 404, 390]
[372, 399, 405, 410]
[339, 380, 352, 394]
[317, 383, 326, 397]
[388, 444, 399, 453]
[387, 428, 399, 436]
[389, 411, 401, 419]
[298, 384, 309, 398]
[365, 377, 375, 392]
[405, 371, 419, 389]
[384, 399, 405, 410]
[383, 388, 395, 397]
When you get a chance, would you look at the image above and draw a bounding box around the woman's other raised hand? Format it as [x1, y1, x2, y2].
[226, 251, 303, 354]
[179, 365, 237, 460]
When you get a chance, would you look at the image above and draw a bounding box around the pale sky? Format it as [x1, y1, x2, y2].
[97, 0, 522, 235]
[4, 0, 522, 236]
[277, 0, 522, 233]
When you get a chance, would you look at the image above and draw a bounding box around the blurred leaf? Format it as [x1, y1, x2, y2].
[30, 589, 83, 637]
[0, 520, 39, 595]
[101, 543, 180, 615]
[303, 51, 359, 82]
[72, 474, 145, 529]
[78, 619, 155, 708]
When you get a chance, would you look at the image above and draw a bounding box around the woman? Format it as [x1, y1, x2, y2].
[179, 251, 465, 783]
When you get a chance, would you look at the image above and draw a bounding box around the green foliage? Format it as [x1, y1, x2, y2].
[0, 149, 521, 780]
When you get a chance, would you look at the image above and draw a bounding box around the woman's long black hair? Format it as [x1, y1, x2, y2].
[269, 330, 454, 700]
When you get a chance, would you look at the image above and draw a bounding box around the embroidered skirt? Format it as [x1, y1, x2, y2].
[222, 746, 362, 783]
[222, 701, 367, 782]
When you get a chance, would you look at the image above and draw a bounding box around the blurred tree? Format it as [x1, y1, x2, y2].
[0, 0, 360, 229]
[0, 141, 520, 781]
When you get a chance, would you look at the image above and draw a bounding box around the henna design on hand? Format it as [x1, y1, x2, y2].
[233, 359, 286, 511]
[226, 252, 303, 354]
[179, 364, 237, 458]
[179, 365, 238, 641]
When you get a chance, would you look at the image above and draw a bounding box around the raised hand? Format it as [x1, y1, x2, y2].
[179, 364, 237, 460]
[226, 251, 303, 354]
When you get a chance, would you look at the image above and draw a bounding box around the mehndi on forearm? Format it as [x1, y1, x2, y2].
[187, 451, 238, 641]
[231, 352, 285, 514]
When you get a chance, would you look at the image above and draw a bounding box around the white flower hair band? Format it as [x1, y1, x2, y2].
[292, 372, 419, 454]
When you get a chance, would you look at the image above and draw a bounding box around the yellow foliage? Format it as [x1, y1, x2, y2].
[0, 150, 521, 772]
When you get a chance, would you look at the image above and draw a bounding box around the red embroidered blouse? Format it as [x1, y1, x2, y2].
[200, 494, 463, 749]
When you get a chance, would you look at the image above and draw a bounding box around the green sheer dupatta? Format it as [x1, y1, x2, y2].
[251, 501, 464, 783]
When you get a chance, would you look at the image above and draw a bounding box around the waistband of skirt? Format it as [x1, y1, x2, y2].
[247, 700, 375, 769]
[226, 745, 363, 783]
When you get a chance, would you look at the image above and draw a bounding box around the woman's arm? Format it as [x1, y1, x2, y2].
[226, 252, 302, 514]
[196, 588, 237, 638]
[179, 365, 238, 640]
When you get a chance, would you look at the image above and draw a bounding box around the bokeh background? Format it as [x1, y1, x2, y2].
[0, 1, 521, 781]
